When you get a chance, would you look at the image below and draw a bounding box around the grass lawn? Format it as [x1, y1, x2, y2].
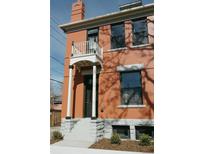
[89, 138, 154, 153]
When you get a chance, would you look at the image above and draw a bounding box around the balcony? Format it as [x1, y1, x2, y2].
[70, 41, 103, 67]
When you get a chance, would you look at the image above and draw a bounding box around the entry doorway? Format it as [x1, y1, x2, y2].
[83, 75, 98, 117]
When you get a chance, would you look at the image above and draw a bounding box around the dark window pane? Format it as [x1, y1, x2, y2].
[133, 18, 148, 45]
[111, 23, 125, 49]
[87, 28, 98, 53]
[87, 28, 98, 35]
[121, 72, 141, 88]
[121, 87, 142, 105]
[135, 126, 154, 139]
[120, 71, 142, 105]
[112, 126, 130, 139]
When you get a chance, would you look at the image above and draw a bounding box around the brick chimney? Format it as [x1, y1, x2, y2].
[71, 0, 85, 22]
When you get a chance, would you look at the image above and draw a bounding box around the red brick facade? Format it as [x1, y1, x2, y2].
[61, 0, 154, 120]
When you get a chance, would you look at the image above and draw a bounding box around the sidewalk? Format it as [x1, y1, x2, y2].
[50, 145, 154, 154]
[52, 139, 94, 148]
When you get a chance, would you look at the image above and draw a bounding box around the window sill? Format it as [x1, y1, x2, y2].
[108, 47, 127, 52]
[106, 44, 152, 52]
[118, 105, 146, 108]
[131, 44, 150, 48]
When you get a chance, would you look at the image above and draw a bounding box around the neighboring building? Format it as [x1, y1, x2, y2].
[50, 96, 62, 127]
[59, 0, 154, 142]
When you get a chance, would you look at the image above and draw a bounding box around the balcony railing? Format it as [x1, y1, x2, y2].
[71, 41, 103, 59]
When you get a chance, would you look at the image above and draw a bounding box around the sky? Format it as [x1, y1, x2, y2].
[50, 0, 154, 96]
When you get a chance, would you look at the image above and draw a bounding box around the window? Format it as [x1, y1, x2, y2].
[120, 71, 142, 105]
[135, 126, 154, 139]
[87, 28, 98, 53]
[87, 28, 98, 43]
[112, 125, 130, 139]
[111, 23, 125, 49]
[132, 18, 148, 46]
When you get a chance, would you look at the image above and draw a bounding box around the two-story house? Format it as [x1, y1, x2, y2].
[59, 0, 154, 143]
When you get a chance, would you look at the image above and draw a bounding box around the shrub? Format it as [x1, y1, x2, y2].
[139, 133, 151, 146]
[110, 133, 121, 144]
[53, 131, 63, 140]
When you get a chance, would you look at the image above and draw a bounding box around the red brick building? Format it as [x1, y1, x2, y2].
[59, 0, 154, 142]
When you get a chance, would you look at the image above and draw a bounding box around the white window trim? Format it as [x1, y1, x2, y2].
[108, 47, 128, 52]
[117, 64, 144, 72]
[130, 43, 150, 48]
[107, 44, 151, 52]
[118, 104, 146, 108]
[118, 67, 144, 106]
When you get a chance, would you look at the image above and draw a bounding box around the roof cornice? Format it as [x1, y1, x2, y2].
[59, 3, 154, 33]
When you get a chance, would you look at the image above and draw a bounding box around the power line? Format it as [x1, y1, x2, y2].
[50, 78, 63, 84]
[50, 77, 64, 84]
[50, 56, 64, 66]
[51, 16, 61, 26]
[50, 82, 63, 87]
[50, 15, 68, 27]
[51, 69, 64, 74]
[50, 63, 64, 72]
[51, 26, 66, 39]
[50, 7, 67, 23]
[51, 24, 66, 39]
[51, 34, 66, 47]
[50, 68, 64, 75]
[51, 67, 64, 74]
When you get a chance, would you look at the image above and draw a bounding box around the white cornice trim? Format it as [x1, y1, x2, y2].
[59, 3, 154, 33]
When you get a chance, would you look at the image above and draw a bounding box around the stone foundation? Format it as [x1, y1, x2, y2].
[104, 119, 154, 140]
[60, 118, 79, 136]
[60, 118, 153, 141]
[90, 119, 105, 142]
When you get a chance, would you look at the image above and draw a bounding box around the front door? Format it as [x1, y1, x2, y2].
[84, 75, 98, 117]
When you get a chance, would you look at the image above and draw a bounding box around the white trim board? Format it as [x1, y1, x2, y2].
[118, 105, 146, 108]
[117, 64, 144, 72]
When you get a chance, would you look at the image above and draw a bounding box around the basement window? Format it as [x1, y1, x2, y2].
[112, 125, 130, 139]
[135, 126, 154, 139]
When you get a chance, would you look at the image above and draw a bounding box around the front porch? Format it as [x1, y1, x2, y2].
[66, 41, 103, 120]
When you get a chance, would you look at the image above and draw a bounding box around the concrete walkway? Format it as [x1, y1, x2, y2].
[52, 139, 94, 148]
[50, 145, 154, 154]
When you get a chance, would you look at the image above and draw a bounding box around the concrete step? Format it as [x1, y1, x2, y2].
[63, 118, 95, 142]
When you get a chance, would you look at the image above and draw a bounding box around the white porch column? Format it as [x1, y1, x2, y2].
[66, 65, 73, 119]
[92, 63, 97, 119]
